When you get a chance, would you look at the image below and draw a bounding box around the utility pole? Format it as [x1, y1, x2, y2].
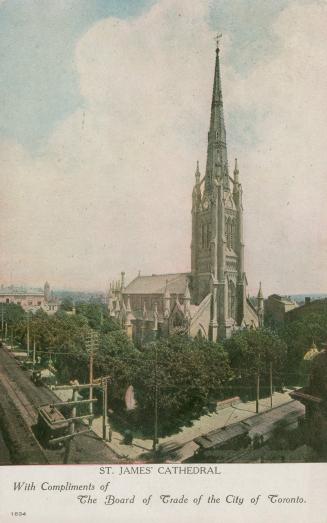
[270, 362, 273, 409]
[10, 326, 13, 349]
[153, 344, 158, 453]
[102, 377, 108, 441]
[49, 384, 97, 456]
[85, 330, 99, 427]
[5, 322, 7, 341]
[91, 375, 111, 441]
[26, 313, 30, 358]
[1, 303, 4, 337]
[64, 388, 78, 464]
[256, 370, 260, 414]
[33, 338, 36, 366]
[89, 350, 94, 419]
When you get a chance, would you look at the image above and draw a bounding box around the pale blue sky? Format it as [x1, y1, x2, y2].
[1, 0, 326, 293]
[0, 0, 156, 149]
[0, 0, 309, 150]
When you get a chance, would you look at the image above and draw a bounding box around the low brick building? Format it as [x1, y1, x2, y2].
[0, 281, 59, 314]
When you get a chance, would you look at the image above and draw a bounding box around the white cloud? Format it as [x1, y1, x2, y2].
[226, 2, 327, 294]
[1, 0, 327, 295]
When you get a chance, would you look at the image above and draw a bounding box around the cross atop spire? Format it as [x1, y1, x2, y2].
[257, 281, 263, 300]
[215, 33, 222, 52]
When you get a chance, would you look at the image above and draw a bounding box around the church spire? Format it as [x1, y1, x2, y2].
[234, 158, 239, 182]
[195, 160, 200, 184]
[192, 160, 202, 210]
[205, 35, 229, 192]
[210, 36, 225, 134]
[257, 282, 264, 328]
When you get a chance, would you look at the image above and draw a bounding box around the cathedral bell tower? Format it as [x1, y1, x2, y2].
[191, 38, 247, 340]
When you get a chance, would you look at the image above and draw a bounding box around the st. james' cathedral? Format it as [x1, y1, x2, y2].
[107, 41, 264, 342]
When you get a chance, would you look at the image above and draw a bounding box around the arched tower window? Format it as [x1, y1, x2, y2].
[201, 222, 211, 249]
[201, 223, 206, 248]
[225, 218, 237, 250]
[228, 280, 236, 320]
[230, 219, 235, 250]
[207, 224, 211, 249]
[226, 217, 232, 249]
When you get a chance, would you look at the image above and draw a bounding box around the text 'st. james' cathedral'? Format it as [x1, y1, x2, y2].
[107, 42, 263, 342]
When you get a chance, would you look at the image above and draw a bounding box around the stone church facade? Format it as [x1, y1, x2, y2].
[107, 42, 263, 342]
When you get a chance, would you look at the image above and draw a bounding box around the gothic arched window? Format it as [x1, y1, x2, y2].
[201, 222, 211, 249]
[226, 218, 232, 249]
[207, 224, 211, 249]
[228, 280, 236, 320]
[230, 219, 235, 250]
[201, 223, 205, 248]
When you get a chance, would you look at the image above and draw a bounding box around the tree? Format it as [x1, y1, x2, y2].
[1, 303, 26, 345]
[94, 329, 139, 403]
[1, 303, 25, 328]
[131, 334, 232, 436]
[75, 302, 121, 333]
[278, 311, 327, 385]
[223, 328, 287, 399]
[60, 296, 74, 311]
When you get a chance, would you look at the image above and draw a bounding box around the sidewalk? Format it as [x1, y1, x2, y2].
[91, 391, 293, 461]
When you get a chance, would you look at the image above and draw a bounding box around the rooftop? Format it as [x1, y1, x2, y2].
[268, 294, 297, 306]
[123, 273, 190, 295]
[0, 286, 44, 296]
[195, 422, 248, 449]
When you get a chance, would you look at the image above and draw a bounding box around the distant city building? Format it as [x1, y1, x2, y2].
[106, 42, 262, 342]
[0, 281, 59, 314]
[286, 297, 327, 322]
[265, 294, 298, 325]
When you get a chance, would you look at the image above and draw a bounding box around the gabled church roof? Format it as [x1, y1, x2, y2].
[123, 273, 190, 295]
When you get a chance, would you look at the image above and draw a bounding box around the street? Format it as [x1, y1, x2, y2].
[0, 345, 121, 464]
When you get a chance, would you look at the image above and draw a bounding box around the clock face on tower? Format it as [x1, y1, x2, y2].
[202, 198, 209, 210]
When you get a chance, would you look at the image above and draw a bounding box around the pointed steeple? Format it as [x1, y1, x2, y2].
[195, 160, 200, 184]
[233, 158, 239, 184]
[121, 271, 125, 291]
[257, 281, 263, 300]
[210, 45, 225, 134]
[124, 295, 134, 335]
[152, 302, 158, 332]
[257, 282, 264, 327]
[107, 284, 114, 313]
[183, 280, 191, 302]
[121, 299, 126, 313]
[183, 281, 191, 316]
[143, 301, 148, 320]
[115, 298, 120, 315]
[164, 280, 171, 319]
[205, 36, 229, 192]
[44, 281, 50, 301]
[192, 161, 202, 209]
[126, 295, 131, 313]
